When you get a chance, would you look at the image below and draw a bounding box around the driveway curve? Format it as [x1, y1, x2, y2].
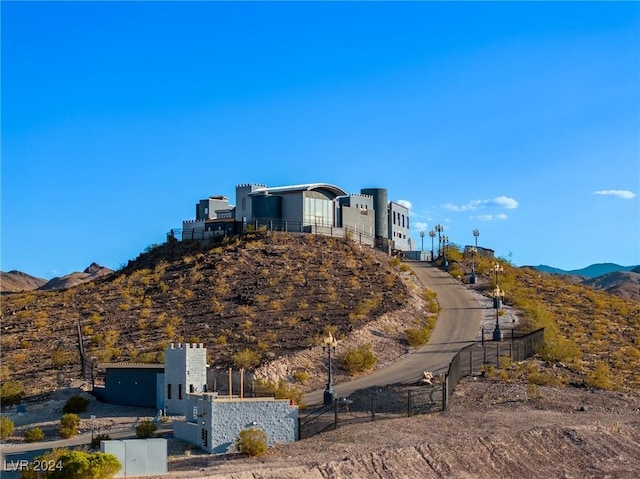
[304, 262, 481, 405]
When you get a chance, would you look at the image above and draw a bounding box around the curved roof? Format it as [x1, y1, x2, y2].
[249, 183, 348, 198]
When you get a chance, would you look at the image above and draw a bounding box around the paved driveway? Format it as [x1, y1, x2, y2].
[303, 262, 481, 405]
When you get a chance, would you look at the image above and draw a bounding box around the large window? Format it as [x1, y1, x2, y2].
[304, 197, 333, 226]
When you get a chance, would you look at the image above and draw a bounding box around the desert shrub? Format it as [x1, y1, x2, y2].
[406, 327, 431, 347]
[293, 371, 309, 384]
[341, 344, 377, 374]
[63, 395, 90, 414]
[20, 448, 121, 479]
[59, 413, 81, 439]
[235, 427, 268, 457]
[259, 379, 304, 406]
[0, 416, 15, 439]
[586, 361, 614, 390]
[52, 348, 74, 367]
[1, 380, 25, 406]
[135, 419, 157, 438]
[90, 433, 112, 450]
[232, 348, 261, 369]
[527, 371, 559, 386]
[24, 427, 45, 443]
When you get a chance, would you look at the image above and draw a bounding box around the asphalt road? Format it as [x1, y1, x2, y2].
[303, 262, 482, 405]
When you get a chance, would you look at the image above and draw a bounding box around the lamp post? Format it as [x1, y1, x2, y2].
[429, 230, 436, 261]
[435, 224, 443, 259]
[442, 235, 449, 267]
[420, 230, 425, 252]
[323, 333, 338, 405]
[491, 262, 505, 341]
[471, 229, 479, 284]
[469, 246, 478, 284]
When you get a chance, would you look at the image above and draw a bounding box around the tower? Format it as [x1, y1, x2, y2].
[164, 343, 207, 416]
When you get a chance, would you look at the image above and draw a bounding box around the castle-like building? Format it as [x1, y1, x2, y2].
[179, 183, 411, 252]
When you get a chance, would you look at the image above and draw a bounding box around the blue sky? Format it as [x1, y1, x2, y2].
[2, 1, 639, 279]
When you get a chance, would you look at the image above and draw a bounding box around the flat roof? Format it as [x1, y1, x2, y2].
[97, 363, 164, 369]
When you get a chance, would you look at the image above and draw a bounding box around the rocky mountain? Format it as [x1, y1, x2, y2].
[534, 262, 637, 278]
[581, 271, 640, 302]
[0, 271, 47, 293]
[532, 263, 640, 300]
[38, 263, 114, 291]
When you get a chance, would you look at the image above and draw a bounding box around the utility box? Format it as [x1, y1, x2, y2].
[101, 438, 167, 477]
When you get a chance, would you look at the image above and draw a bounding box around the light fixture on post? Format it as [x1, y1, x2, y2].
[469, 246, 478, 284]
[429, 230, 436, 262]
[442, 235, 449, 267]
[435, 224, 444, 260]
[322, 333, 338, 405]
[420, 230, 425, 252]
[491, 262, 505, 341]
[471, 229, 480, 284]
[492, 286, 505, 341]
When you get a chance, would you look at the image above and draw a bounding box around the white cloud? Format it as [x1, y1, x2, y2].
[593, 190, 637, 199]
[397, 199, 412, 210]
[490, 196, 519, 209]
[473, 214, 508, 221]
[413, 221, 428, 231]
[444, 196, 518, 212]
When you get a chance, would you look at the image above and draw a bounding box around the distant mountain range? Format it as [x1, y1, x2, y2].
[0, 263, 114, 293]
[533, 263, 638, 278]
[3, 261, 639, 301]
[531, 263, 640, 302]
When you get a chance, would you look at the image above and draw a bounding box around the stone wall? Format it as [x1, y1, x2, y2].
[175, 395, 298, 454]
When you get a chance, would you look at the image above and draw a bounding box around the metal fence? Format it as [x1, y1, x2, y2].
[171, 220, 379, 248]
[443, 328, 544, 410]
[299, 328, 544, 439]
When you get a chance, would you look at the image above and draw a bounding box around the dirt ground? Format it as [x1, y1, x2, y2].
[146, 377, 640, 478]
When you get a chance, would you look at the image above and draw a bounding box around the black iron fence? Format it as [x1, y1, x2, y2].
[299, 328, 544, 439]
[170, 220, 378, 248]
[443, 328, 544, 410]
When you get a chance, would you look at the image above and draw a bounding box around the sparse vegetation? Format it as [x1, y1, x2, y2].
[63, 395, 90, 414]
[341, 343, 377, 374]
[233, 348, 262, 369]
[24, 427, 45, 443]
[20, 448, 121, 479]
[59, 413, 81, 439]
[0, 416, 15, 439]
[0, 380, 25, 406]
[235, 427, 268, 457]
[135, 419, 158, 438]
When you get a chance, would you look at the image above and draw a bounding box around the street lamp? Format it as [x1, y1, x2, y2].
[323, 333, 338, 405]
[491, 262, 505, 341]
[442, 235, 449, 267]
[471, 229, 480, 284]
[469, 246, 478, 284]
[429, 230, 436, 261]
[420, 230, 425, 252]
[435, 224, 443, 259]
[492, 287, 505, 341]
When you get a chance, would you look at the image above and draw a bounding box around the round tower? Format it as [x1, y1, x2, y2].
[360, 188, 388, 239]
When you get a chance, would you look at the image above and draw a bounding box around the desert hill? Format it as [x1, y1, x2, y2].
[0, 270, 47, 293]
[531, 263, 640, 300]
[581, 270, 640, 302]
[0, 232, 409, 396]
[38, 262, 114, 291]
